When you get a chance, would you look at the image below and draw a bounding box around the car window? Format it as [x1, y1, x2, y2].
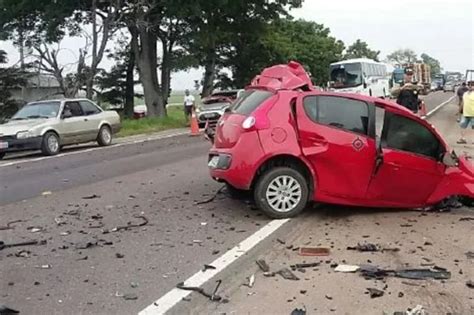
[383, 112, 442, 159]
[232, 89, 273, 115]
[64, 102, 84, 117]
[303, 96, 369, 135]
[79, 101, 101, 115]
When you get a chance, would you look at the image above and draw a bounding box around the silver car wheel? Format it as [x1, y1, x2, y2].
[47, 134, 59, 153]
[101, 127, 112, 144]
[266, 175, 302, 213]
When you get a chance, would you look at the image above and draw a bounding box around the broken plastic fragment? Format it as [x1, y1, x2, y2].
[276, 268, 299, 281]
[298, 247, 330, 256]
[366, 288, 384, 298]
[256, 259, 270, 272]
[334, 264, 360, 273]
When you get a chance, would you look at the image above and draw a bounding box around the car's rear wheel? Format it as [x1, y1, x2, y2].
[97, 125, 112, 146]
[41, 132, 60, 156]
[254, 167, 309, 219]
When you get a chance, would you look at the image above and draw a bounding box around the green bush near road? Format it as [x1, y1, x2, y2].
[117, 106, 186, 138]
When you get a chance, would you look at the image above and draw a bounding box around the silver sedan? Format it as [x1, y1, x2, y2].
[0, 98, 121, 159]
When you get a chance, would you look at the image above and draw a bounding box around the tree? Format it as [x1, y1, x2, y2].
[344, 39, 380, 61]
[0, 50, 28, 120]
[387, 49, 418, 64]
[420, 53, 442, 76]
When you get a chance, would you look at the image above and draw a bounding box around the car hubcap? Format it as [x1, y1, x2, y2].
[266, 175, 302, 213]
[102, 128, 111, 144]
[48, 135, 59, 152]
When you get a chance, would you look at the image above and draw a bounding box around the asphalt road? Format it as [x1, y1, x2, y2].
[0, 91, 459, 314]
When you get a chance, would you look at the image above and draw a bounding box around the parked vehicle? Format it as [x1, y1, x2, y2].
[133, 105, 147, 119]
[0, 99, 121, 159]
[198, 89, 244, 128]
[329, 58, 391, 98]
[208, 61, 474, 219]
[443, 81, 456, 93]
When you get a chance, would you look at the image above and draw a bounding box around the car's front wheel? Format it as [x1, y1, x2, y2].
[254, 167, 309, 219]
[97, 125, 112, 146]
[41, 132, 60, 156]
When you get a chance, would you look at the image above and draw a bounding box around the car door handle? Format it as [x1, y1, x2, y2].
[84, 118, 89, 122]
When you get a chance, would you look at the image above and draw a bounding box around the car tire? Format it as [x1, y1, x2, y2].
[254, 167, 309, 219]
[0, 152, 5, 160]
[97, 125, 112, 146]
[41, 132, 60, 156]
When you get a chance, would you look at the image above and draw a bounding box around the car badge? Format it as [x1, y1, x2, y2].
[352, 137, 364, 151]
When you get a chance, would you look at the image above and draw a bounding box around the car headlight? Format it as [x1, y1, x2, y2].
[16, 130, 33, 139]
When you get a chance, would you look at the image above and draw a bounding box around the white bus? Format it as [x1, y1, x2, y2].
[329, 58, 392, 98]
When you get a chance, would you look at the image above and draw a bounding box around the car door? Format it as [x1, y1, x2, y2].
[58, 101, 86, 144]
[79, 100, 102, 141]
[297, 94, 377, 199]
[366, 108, 446, 206]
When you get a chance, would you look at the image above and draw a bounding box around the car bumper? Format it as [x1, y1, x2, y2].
[208, 131, 264, 190]
[0, 136, 42, 153]
[198, 111, 223, 123]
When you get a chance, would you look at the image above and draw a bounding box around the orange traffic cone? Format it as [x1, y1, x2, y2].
[189, 110, 200, 136]
[419, 100, 427, 117]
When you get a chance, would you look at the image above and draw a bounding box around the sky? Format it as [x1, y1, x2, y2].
[1, 0, 473, 91]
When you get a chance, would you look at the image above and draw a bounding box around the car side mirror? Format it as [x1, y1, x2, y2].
[442, 151, 458, 167]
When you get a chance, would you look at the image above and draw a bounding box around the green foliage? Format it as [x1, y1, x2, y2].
[344, 39, 380, 62]
[0, 50, 27, 120]
[420, 53, 442, 76]
[387, 49, 418, 64]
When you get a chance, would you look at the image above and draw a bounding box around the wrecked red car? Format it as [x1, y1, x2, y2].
[208, 61, 474, 218]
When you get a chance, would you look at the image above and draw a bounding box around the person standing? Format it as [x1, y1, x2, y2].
[183, 89, 195, 124]
[456, 82, 469, 122]
[457, 81, 474, 144]
[393, 68, 422, 114]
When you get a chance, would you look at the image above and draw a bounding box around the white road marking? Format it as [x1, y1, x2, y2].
[422, 95, 456, 119]
[139, 218, 290, 315]
[0, 131, 189, 168]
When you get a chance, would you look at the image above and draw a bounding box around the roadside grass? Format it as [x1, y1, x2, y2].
[117, 106, 187, 138]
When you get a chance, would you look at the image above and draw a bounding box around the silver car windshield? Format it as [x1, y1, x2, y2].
[11, 102, 61, 120]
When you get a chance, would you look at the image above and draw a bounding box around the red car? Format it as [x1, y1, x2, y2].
[208, 61, 474, 218]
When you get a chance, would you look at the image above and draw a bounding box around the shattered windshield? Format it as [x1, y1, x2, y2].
[11, 102, 61, 120]
[330, 63, 363, 88]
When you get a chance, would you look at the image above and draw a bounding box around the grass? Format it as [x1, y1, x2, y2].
[117, 106, 187, 138]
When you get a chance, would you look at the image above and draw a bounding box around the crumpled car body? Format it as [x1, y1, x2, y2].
[208, 61, 474, 218]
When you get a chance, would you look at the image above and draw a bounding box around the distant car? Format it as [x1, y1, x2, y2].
[443, 81, 455, 93]
[208, 61, 474, 218]
[0, 99, 121, 159]
[197, 89, 244, 128]
[133, 105, 147, 119]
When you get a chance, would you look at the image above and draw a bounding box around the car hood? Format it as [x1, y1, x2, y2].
[250, 61, 313, 90]
[0, 119, 51, 136]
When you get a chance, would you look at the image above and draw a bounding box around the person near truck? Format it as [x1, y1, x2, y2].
[456, 82, 469, 122]
[457, 81, 474, 144]
[393, 68, 422, 114]
[183, 89, 195, 124]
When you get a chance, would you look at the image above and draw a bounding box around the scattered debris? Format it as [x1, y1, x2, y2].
[398, 292, 404, 298]
[211, 250, 220, 255]
[131, 282, 139, 288]
[263, 272, 276, 277]
[0, 240, 45, 251]
[123, 293, 138, 300]
[459, 217, 474, 221]
[202, 264, 216, 272]
[54, 217, 66, 226]
[35, 264, 52, 269]
[406, 305, 427, 315]
[41, 191, 52, 196]
[290, 262, 320, 270]
[246, 274, 255, 288]
[256, 259, 270, 272]
[76, 256, 88, 261]
[195, 186, 225, 205]
[276, 238, 286, 244]
[29, 227, 43, 233]
[200, 222, 208, 226]
[298, 247, 330, 256]
[276, 268, 300, 281]
[82, 194, 100, 200]
[176, 280, 225, 302]
[74, 241, 97, 250]
[300, 290, 307, 294]
[0, 304, 20, 314]
[466, 280, 474, 288]
[60, 231, 70, 236]
[325, 294, 333, 300]
[334, 264, 360, 273]
[347, 242, 399, 252]
[0, 220, 24, 231]
[115, 253, 125, 259]
[106, 215, 149, 233]
[465, 251, 474, 259]
[15, 250, 30, 258]
[193, 240, 203, 244]
[366, 288, 384, 298]
[290, 307, 306, 315]
[395, 268, 451, 280]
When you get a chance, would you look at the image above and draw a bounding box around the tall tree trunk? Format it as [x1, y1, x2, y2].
[124, 43, 135, 118]
[86, 0, 98, 99]
[160, 40, 172, 108]
[201, 49, 217, 97]
[130, 26, 165, 117]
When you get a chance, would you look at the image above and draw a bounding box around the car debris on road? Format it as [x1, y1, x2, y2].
[298, 247, 330, 256]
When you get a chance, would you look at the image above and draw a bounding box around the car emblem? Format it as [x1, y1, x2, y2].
[352, 137, 364, 151]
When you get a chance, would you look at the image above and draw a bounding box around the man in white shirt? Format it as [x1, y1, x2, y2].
[183, 89, 195, 123]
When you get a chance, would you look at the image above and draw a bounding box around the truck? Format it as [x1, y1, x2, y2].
[391, 63, 431, 95]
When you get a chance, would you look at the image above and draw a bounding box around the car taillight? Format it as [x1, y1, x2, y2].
[242, 116, 256, 130]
